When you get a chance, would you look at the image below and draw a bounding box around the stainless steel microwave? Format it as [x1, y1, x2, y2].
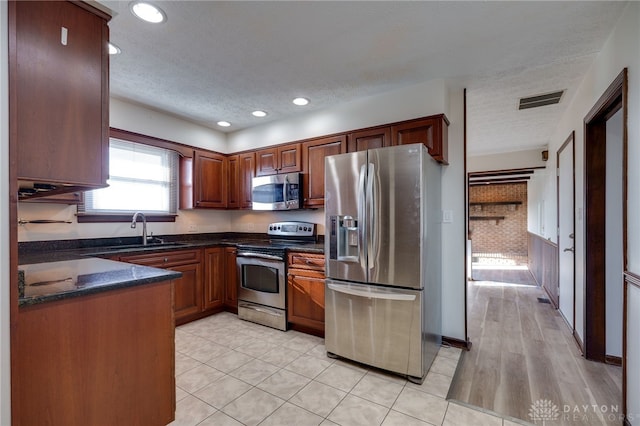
[251, 172, 302, 210]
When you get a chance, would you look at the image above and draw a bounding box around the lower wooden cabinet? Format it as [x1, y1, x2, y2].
[119, 246, 237, 324]
[13, 281, 175, 426]
[204, 247, 225, 311]
[172, 262, 203, 319]
[224, 247, 238, 312]
[119, 249, 205, 323]
[287, 252, 326, 336]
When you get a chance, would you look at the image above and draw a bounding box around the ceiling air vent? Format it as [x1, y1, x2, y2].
[518, 90, 564, 110]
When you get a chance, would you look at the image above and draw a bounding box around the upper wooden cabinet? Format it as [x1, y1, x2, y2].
[10, 1, 110, 198]
[347, 127, 391, 152]
[238, 152, 255, 209]
[302, 135, 346, 207]
[181, 150, 228, 209]
[227, 155, 240, 209]
[255, 143, 301, 176]
[391, 114, 449, 164]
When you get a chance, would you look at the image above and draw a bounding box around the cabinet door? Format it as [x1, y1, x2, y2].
[227, 155, 240, 209]
[194, 150, 228, 208]
[239, 152, 255, 209]
[287, 269, 325, 334]
[224, 247, 238, 312]
[347, 127, 391, 152]
[11, 1, 109, 187]
[277, 143, 302, 174]
[255, 148, 279, 176]
[255, 143, 301, 176]
[203, 247, 225, 311]
[391, 115, 449, 164]
[302, 135, 346, 207]
[172, 262, 203, 321]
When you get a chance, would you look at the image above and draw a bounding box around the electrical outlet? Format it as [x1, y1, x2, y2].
[187, 222, 197, 233]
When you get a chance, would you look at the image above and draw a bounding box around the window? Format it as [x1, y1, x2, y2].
[78, 138, 178, 220]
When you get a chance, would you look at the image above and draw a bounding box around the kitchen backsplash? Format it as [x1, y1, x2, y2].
[17, 202, 325, 242]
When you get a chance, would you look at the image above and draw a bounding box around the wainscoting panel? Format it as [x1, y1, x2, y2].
[528, 232, 559, 307]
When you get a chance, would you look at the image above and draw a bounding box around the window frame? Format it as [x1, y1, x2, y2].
[76, 128, 193, 223]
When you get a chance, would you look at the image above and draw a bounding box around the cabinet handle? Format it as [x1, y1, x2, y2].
[164, 258, 168, 262]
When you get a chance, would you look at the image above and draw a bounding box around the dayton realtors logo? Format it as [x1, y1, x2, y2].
[529, 399, 626, 423]
[529, 399, 560, 424]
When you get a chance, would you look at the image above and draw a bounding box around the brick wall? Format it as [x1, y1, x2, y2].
[469, 182, 528, 258]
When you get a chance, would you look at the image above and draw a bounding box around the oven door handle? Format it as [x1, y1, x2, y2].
[237, 251, 283, 261]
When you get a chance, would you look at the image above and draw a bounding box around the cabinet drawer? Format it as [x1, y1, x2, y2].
[287, 252, 325, 272]
[120, 249, 202, 268]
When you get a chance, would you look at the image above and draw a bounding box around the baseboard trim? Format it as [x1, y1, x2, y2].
[443, 336, 472, 351]
[573, 331, 585, 355]
[605, 355, 622, 367]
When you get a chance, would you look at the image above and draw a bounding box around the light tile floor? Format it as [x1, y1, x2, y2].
[170, 312, 533, 426]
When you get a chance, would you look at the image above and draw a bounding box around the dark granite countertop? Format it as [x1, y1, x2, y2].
[18, 257, 181, 307]
[18, 232, 324, 307]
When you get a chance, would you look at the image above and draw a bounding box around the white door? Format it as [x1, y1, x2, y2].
[557, 134, 575, 329]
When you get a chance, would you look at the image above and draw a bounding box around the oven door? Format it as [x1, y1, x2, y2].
[236, 252, 286, 310]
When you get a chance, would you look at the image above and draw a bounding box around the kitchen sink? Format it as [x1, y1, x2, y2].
[86, 241, 188, 255]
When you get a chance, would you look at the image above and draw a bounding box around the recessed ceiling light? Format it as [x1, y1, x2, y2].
[252, 110, 267, 117]
[217, 121, 231, 127]
[130, 1, 166, 24]
[108, 42, 121, 55]
[293, 97, 309, 106]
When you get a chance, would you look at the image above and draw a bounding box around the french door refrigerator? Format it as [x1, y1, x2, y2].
[324, 143, 442, 384]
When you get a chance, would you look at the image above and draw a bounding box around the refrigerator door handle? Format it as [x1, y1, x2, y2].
[328, 283, 416, 301]
[366, 162, 377, 271]
[358, 164, 367, 270]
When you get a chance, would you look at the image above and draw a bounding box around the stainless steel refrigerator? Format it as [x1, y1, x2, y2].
[324, 143, 442, 384]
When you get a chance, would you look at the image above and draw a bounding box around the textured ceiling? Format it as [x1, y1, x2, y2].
[100, 1, 627, 155]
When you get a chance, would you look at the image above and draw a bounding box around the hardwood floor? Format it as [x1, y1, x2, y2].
[448, 266, 623, 425]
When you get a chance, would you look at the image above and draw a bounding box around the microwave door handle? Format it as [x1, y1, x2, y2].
[283, 175, 290, 208]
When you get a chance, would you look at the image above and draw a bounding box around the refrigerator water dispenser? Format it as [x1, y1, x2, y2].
[329, 215, 360, 262]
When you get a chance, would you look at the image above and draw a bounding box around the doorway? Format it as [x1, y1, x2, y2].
[557, 132, 575, 331]
[583, 68, 627, 364]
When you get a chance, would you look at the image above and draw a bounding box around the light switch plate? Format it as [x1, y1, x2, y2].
[443, 210, 453, 223]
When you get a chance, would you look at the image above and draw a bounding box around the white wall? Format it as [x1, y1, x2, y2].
[468, 148, 547, 173]
[227, 79, 447, 152]
[110, 98, 228, 153]
[231, 209, 326, 234]
[527, 169, 549, 236]
[605, 109, 623, 358]
[17, 203, 231, 242]
[0, 1, 10, 423]
[441, 86, 466, 340]
[533, 2, 640, 420]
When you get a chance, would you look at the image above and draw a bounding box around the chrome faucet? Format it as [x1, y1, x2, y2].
[131, 211, 148, 245]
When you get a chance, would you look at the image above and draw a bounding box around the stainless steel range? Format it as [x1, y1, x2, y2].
[237, 221, 316, 330]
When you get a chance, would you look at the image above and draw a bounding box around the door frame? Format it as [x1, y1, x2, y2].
[556, 131, 576, 332]
[583, 69, 627, 367]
